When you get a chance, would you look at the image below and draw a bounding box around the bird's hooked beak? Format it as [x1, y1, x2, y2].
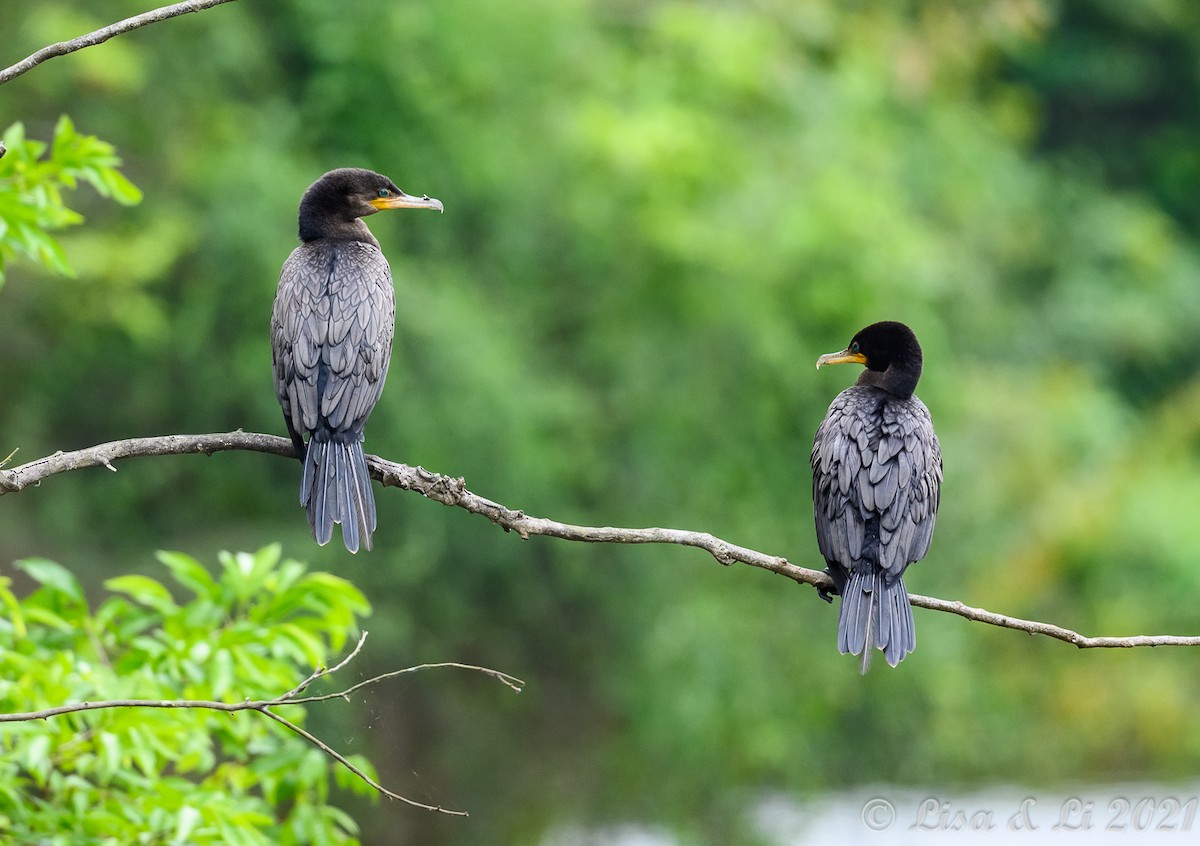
[370, 191, 444, 213]
[815, 348, 868, 371]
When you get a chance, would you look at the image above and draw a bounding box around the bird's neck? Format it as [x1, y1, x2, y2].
[856, 361, 920, 400]
[298, 212, 379, 248]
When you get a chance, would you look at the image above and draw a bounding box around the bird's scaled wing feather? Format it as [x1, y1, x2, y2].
[271, 242, 396, 442]
[321, 242, 395, 437]
[811, 388, 942, 578]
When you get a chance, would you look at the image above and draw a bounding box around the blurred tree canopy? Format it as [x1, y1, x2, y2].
[2, 0, 1200, 843]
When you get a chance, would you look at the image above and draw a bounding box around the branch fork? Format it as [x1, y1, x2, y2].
[0, 630, 525, 815]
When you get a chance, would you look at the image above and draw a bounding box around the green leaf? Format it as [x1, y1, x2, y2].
[98, 732, 122, 783]
[171, 804, 201, 845]
[50, 114, 77, 150]
[98, 168, 143, 205]
[0, 579, 26, 639]
[15, 558, 85, 605]
[275, 623, 328, 668]
[18, 606, 75, 633]
[210, 648, 235, 700]
[103, 575, 178, 616]
[20, 735, 51, 786]
[322, 803, 359, 835]
[9, 221, 75, 275]
[2, 121, 23, 145]
[218, 547, 280, 606]
[156, 551, 218, 601]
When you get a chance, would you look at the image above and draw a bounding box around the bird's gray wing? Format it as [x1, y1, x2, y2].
[875, 396, 942, 575]
[812, 390, 868, 575]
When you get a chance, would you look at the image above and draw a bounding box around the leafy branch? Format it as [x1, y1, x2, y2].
[0, 545, 524, 835]
[0, 0, 225, 286]
[0, 630, 523, 816]
[4, 431, 1198, 650]
[0, 117, 142, 286]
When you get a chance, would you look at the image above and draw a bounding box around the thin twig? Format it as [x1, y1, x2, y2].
[0, 649, 524, 723]
[2, 431, 1197, 649]
[0, 632, 522, 814]
[256, 708, 467, 816]
[0, 0, 241, 86]
[291, 663, 526, 705]
[281, 630, 369, 700]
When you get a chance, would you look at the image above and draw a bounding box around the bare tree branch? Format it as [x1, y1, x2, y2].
[0, 630, 525, 815]
[257, 706, 459, 813]
[0, 0, 241, 86]
[3, 430, 1198, 650]
[280, 625, 371, 700]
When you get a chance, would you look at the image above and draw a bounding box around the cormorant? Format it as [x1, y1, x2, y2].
[811, 321, 942, 671]
[271, 168, 442, 552]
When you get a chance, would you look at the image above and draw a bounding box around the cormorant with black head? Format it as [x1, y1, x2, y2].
[811, 321, 942, 671]
[271, 168, 442, 552]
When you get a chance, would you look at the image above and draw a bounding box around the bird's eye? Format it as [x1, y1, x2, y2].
[378, 188, 391, 198]
[851, 342, 860, 353]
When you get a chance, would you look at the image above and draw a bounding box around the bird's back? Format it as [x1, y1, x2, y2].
[812, 384, 942, 581]
[271, 239, 396, 444]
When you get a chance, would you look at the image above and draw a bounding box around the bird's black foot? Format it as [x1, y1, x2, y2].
[818, 567, 843, 603]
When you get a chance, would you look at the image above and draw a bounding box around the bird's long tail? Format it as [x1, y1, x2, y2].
[300, 437, 376, 553]
[837, 569, 915, 673]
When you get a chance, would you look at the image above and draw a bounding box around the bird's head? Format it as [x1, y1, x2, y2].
[298, 168, 442, 242]
[816, 321, 924, 399]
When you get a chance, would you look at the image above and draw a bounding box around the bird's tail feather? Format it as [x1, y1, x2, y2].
[300, 438, 377, 553]
[837, 569, 915, 673]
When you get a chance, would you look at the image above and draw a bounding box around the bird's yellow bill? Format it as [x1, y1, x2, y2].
[370, 192, 444, 213]
[815, 349, 868, 370]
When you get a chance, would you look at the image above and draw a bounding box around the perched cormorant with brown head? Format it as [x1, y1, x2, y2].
[811, 321, 942, 671]
[271, 168, 442, 552]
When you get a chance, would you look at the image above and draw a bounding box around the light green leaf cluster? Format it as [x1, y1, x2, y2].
[0, 115, 141, 287]
[0, 545, 373, 845]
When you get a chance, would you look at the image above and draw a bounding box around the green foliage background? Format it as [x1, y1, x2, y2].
[3, 0, 1200, 842]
